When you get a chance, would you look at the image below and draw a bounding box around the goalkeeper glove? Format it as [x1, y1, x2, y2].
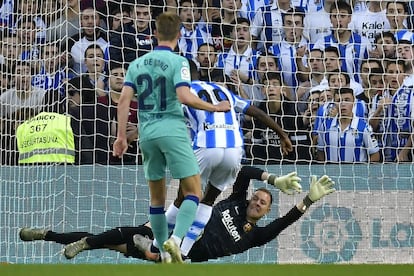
[303, 175, 335, 210]
[268, 172, 302, 195]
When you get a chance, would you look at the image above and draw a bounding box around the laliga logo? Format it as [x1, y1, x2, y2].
[300, 204, 362, 263]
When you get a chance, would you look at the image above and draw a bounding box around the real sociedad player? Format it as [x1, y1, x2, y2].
[149, 60, 295, 258]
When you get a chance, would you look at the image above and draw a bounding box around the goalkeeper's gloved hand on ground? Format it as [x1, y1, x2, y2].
[268, 172, 302, 195]
[302, 175, 335, 210]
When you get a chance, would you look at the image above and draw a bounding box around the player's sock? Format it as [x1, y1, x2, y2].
[180, 203, 212, 256]
[85, 228, 125, 249]
[149, 206, 168, 252]
[45, 231, 91, 245]
[151, 239, 160, 252]
[165, 203, 179, 232]
[171, 195, 199, 243]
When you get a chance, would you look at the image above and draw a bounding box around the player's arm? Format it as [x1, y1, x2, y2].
[233, 166, 302, 196]
[113, 85, 134, 157]
[176, 86, 230, 112]
[232, 166, 266, 197]
[245, 105, 293, 155]
[249, 175, 335, 247]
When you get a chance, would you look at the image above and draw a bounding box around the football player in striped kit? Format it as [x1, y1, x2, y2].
[148, 59, 295, 259]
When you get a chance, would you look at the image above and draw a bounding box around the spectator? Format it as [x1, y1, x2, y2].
[47, 0, 81, 42]
[32, 42, 67, 95]
[216, 17, 259, 89]
[108, 5, 132, 31]
[251, 0, 290, 51]
[108, 0, 157, 64]
[370, 31, 397, 66]
[195, 43, 223, 82]
[178, 0, 212, 62]
[396, 39, 414, 74]
[357, 67, 385, 112]
[327, 70, 367, 119]
[67, 44, 106, 106]
[13, 0, 46, 44]
[321, 46, 364, 96]
[208, 0, 242, 52]
[268, 7, 308, 101]
[303, 0, 335, 48]
[96, 62, 139, 165]
[296, 48, 326, 113]
[0, 60, 61, 120]
[0, 0, 14, 32]
[386, 67, 414, 162]
[308, 84, 333, 150]
[386, 1, 414, 44]
[313, 70, 368, 147]
[297, 48, 325, 86]
[238, 0, 269, 22]
[248, 72, 311, 164]
[317, 87, 380, 163]
[68, 3, 108, 75]
[242, 52, 279, 105]
[303, 84, 328, 159]
[69, 62, 138, 165]
[0, 31, 17, 68]
[302, 84, 324, 131]
[39, 0, 62, 30]
[15, 15, 40, 68]
[132, 0, 157, 57]
[314, 0, 370, 84]
[359, 58, 383, 95]
[349, 0, 390, 47]
[369, 60, 407, 161]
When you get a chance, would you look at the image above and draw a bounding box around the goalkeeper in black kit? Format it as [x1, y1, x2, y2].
[19, 166, 335, 262]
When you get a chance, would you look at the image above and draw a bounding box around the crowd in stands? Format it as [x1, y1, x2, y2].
[1, 0, 414, 165]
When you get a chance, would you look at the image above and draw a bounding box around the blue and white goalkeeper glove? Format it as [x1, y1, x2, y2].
[268, 172, 302, 195]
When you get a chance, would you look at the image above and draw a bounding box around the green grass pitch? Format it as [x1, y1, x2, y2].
[1, 264, 413, 276]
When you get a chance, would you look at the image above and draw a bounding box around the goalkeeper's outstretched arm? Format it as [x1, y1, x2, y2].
[251, 175, 335, 247]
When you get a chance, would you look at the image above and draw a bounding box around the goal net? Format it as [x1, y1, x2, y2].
[0, 0, 413, 264]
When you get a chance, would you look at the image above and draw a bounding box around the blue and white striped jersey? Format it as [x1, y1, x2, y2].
[395, 29, 414, 44]
[0, 0, 13, 29]
[240, 0, 270, 22]
[250, 2, 284, 51]
[268, 38, 308, 91]
[32, 67, 66, 95]
[216, 46, 259, 81]
[291, 0, 323, 13]
[313, 32, 370, 83]
[369, 90, 391, 148]
[385, 75, 414, 160]
[178, 24, 212, 63]
[312, 99, 368, 136]
[184, 81, 251, 149]
[317, 116, 379, 162]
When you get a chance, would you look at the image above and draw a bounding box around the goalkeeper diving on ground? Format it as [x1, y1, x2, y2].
[19, 166, 335, 262]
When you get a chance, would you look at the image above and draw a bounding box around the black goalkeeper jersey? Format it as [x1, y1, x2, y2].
[188, 166, 304, 262]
